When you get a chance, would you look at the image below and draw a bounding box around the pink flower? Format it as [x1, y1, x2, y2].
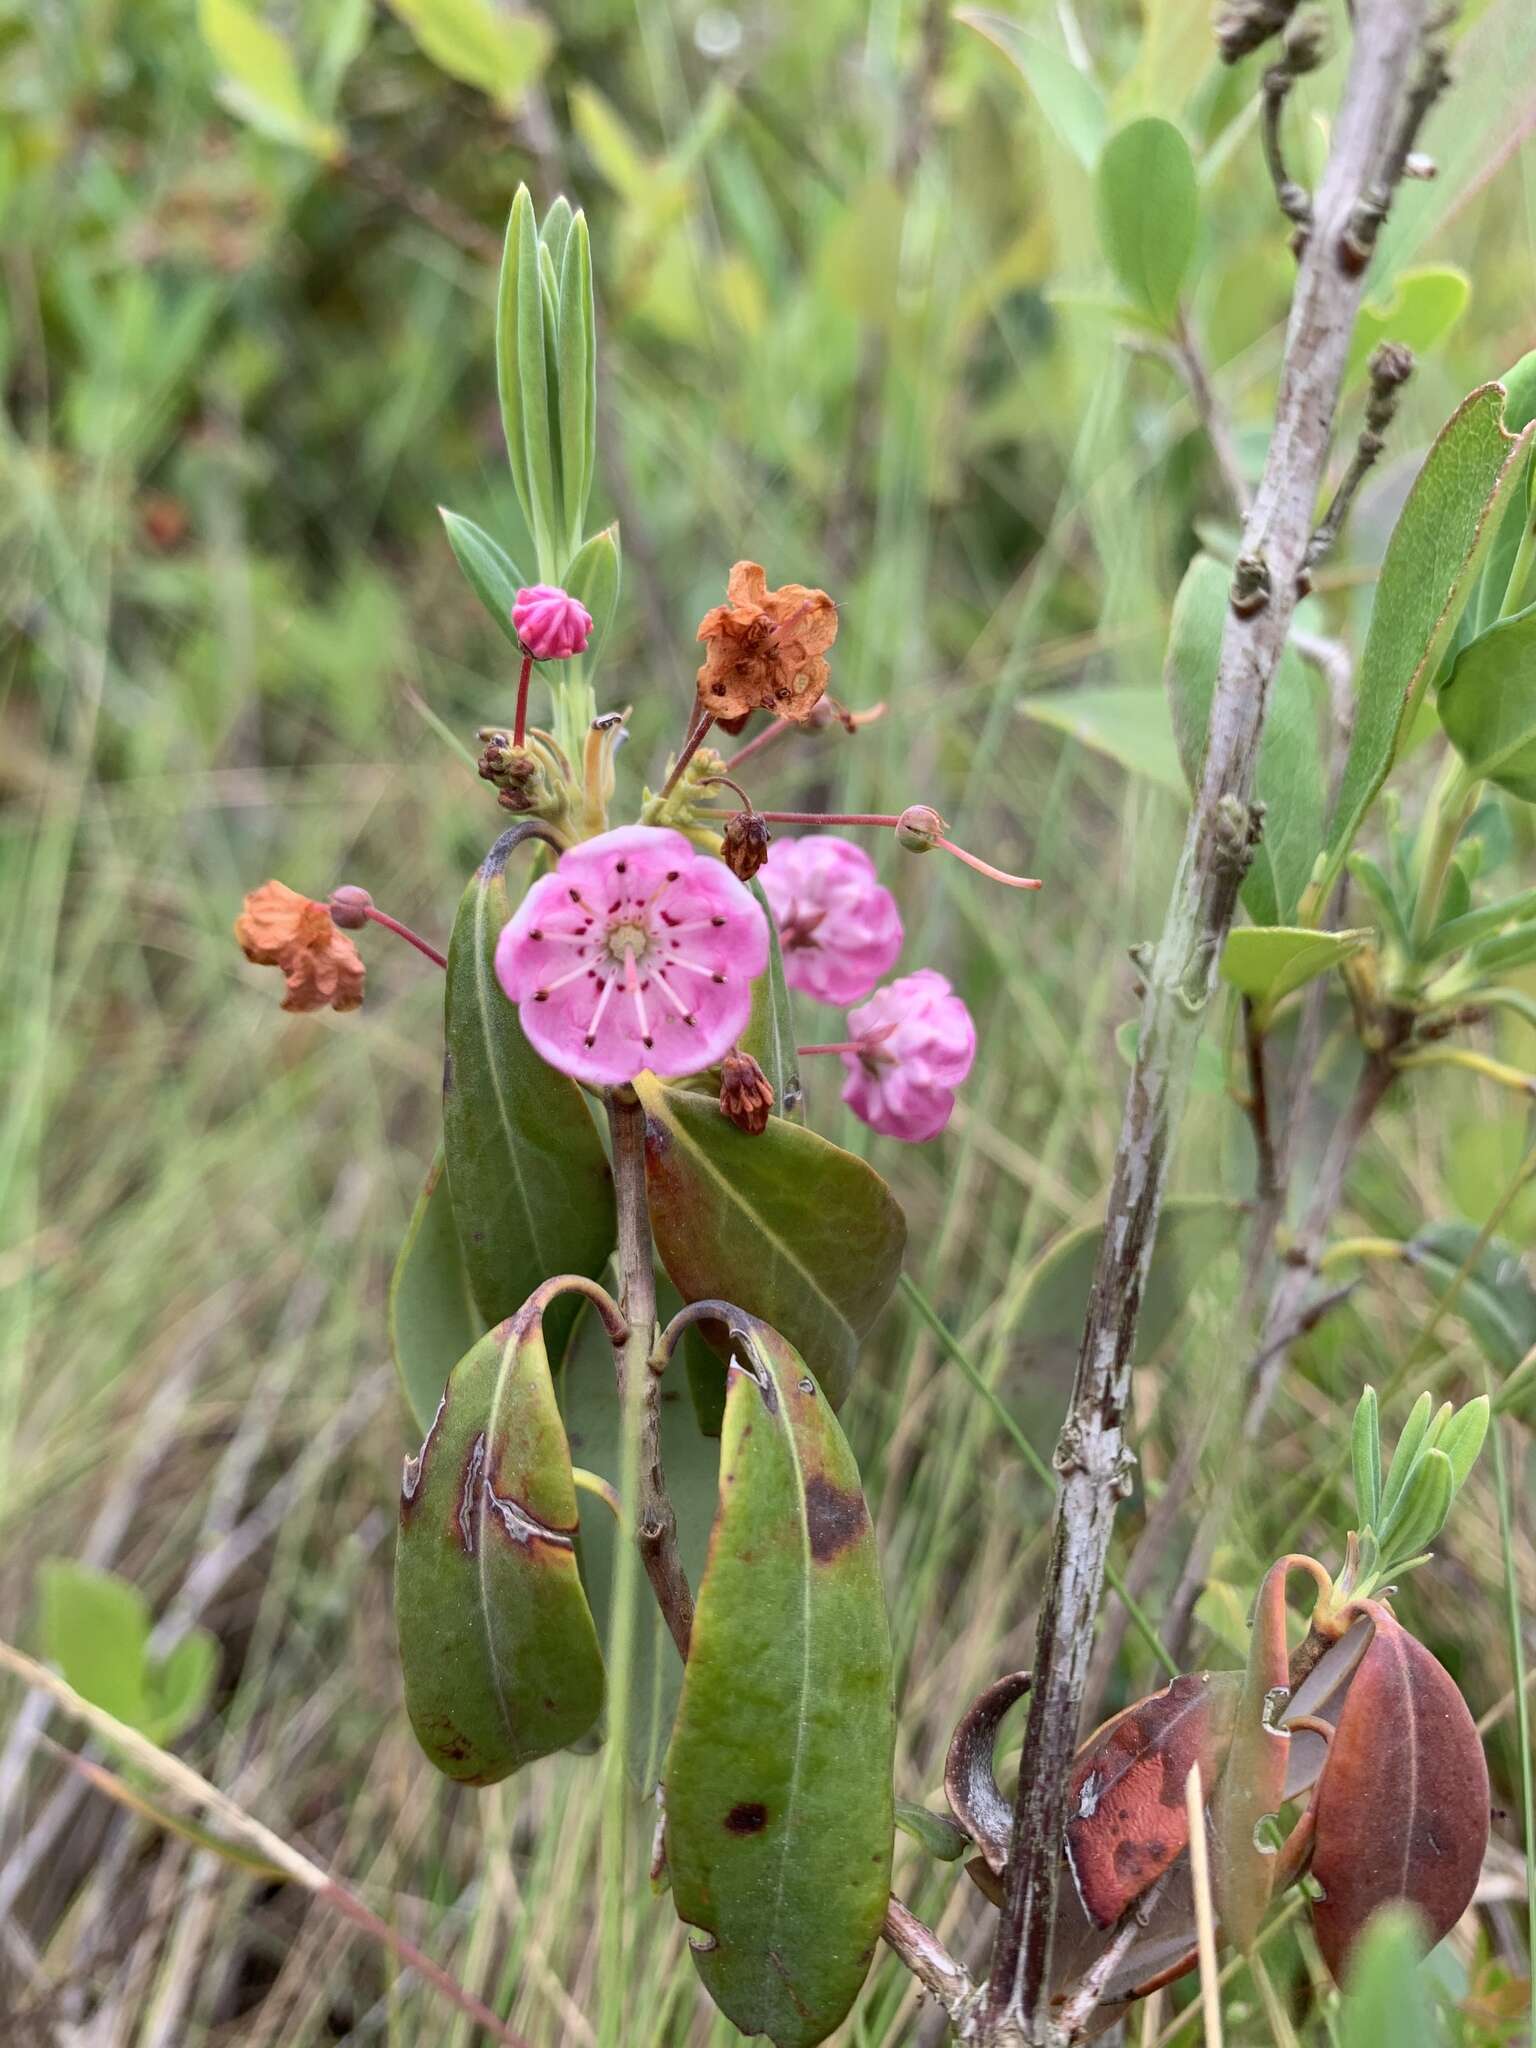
[495, 826, 768, 1088]
[839, 970, 976, 1142]
[757, 834, 903, 1006]
[512, 584, 593, 660]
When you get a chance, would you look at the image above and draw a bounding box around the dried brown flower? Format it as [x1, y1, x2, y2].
[720, 1048, 775, 1136]
[695, 562, 838, 725]
[721, 810, 772, 881]
[235, 880, 365, 1014]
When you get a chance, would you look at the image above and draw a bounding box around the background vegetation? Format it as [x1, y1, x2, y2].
[2, 0, 1534, 2041]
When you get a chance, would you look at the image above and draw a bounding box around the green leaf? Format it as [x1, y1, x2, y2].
[1422, 883, 1536, 963]
[1319, 385, 1536, 896]
[197, 0, 341, 157]
[955, 13, 1107, 170]
[895, 1799, 971, 1862]
[1018, 684, 1187, 795]
[1439, 605, 1536, 802]
[665, 1316, 894, 2048]
[1435, 1396, 1490, 1495]
[1016, 1197, 1237, 1371]
[1165, 553, 1327, 923]
[1345, 267, 1470, 387]
[389, 1151, 487, 1435]
[395, 1309, 604, 1781]
[555, 1306, 720, 1789]
[1467, 918, 1536, 976]
[1376, 1445, 1453, 1567]
[1469, 348, 1536, 640]
[561, 524, 620, 682]
[1407, 1222, 1536, 1375]
[1352, 1385, 1382, 1530]
[442, 831, 617, 1368]
[496, 187, 560, 577]
[146, 1630, 218, 1744]
[1094, 118, 1197, 330]
[1348, 852, 1412, 955]
[39, 1563, 152, 1729]
[633, 1077, 907, 1412]
[539, 194, 574, 269]
[739, 880, 802, 1122]
[383, 0, 551, 112]
[556, 213, 596, 555]
[1219, 926, 1369, 1021]
[1379, 1392, 1434, 1526]
[1337, 1907, 1440, 2048]
[439, 508, 527, 653]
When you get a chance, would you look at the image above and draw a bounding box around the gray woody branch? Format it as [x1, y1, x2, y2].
[980, 2, 1441, 2038]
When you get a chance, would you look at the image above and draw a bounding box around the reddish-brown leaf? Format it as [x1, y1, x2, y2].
[1309, 1603, 1488, 1981]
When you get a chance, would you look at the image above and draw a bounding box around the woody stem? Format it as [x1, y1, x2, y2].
[362, 908, 448, 969]
[512, 653, 534, 751]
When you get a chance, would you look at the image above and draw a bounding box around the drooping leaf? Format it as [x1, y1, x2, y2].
[1094, 118, 1197, 330]
[665, 1316, 894, 2048]
[633, 1076, 906, 1411]
[1220, 926, 1369, 1021]
[956, 12, 1107, 170]
[383, 0, 551, 113]
[395, 1308, 604, 1782]
[1344, 267, 1471, 387]
[1406, 1222, 1536, 1374]
[1336, 1907, 1440, 2048]
[389, 1151, 487, 1435]
[1318, 385, 1536, 897]
[439, 507, 527, 653]
[1165, 552, 1328, 923]
[1438, 605, 1536, 802]
[1018, 684, 1187, 796]
[739, 879, 802, 1121]
[1309, 1609, 1487, 1982]
[442, 831, 616, 1367]
[197, 0, 341, 156]
[554, 1304, 720, 1791]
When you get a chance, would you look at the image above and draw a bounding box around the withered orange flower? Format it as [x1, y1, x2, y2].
[695, 562, 838, 724]
[235, 880, 365, 1014]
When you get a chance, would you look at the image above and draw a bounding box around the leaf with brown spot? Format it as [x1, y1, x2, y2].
[394, 1308, 603, 1783]
[665, 1315, 894, 2047]
[1309, 1605, 1488, 1981]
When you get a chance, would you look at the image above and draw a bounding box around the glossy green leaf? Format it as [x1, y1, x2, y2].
[383, 0, 551, 112]
[556, 213, 595, 555]
[957, 12, 1107, 170]
[665, 1316, 894, 2048]
[1336, 1907, 1439, 2048]
[1352, 1386, 1382, 1530]
[1439, 605, 1536, 802]
[633, 1076, 906, 1411]
[739, 880, 802, 1121]
[1017, 1196, 1236, 1374]
[442, 831, 616, 1366]
[555, 1306, 720, 1789]
[439, 507, 527, 652]
[1018, 684, 1186, 795]
[389, 1151, 486, 1435]
[198, 0, 340, 157]
[1220, 926, 1369, 1021]
[1319, 385, 1536, 895]
[1345, 267, 1470, 387]
[561, 524, 620, 681]
[1165, 553, 1327, 923]
[395, 1309, 604, 1782]
[1095, 118, 1197, 330]
[1407, 1222, 1536, 1374]
[496, 187, 559, 576]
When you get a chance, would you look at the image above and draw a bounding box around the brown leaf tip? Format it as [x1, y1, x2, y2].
[235, 879, 365, 1014]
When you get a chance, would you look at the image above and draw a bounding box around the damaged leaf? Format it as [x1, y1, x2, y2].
[395, 1308, 604, 1783]
[443, 830, 617, 1366]
[665, 1316, 894, 2048]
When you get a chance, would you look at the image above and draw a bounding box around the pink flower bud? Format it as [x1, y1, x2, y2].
[839, 970, 976, 1143]
[511, 584, 593, 661]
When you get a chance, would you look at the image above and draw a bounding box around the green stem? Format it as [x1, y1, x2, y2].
[1409, 756, 1478, 949]
[1501, 514, 1536, 619]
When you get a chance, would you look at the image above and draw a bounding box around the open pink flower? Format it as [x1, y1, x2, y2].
[512, 583, 592, 660]
[757, 834, 902, 1005]
[839, 970, 976, 1142]
[495, 826, 768, 1088]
